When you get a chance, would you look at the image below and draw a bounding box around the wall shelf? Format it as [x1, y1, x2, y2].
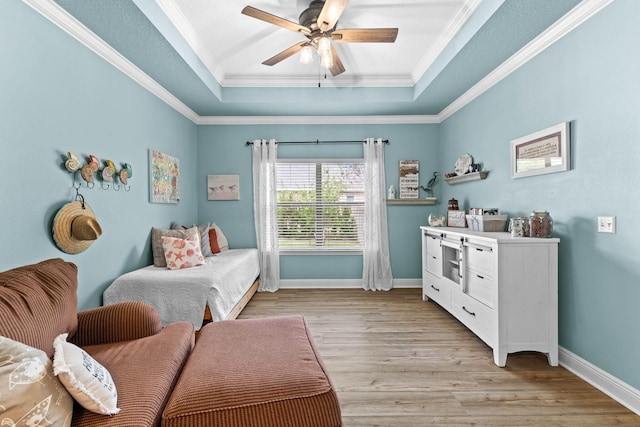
[444, 171, 489, 185]
[386, 197, 437, 205]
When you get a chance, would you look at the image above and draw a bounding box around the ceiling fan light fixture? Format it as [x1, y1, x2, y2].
[320, 51, 333, 69]
[300, 45, 314, 64]
[317, 36, 331, 55]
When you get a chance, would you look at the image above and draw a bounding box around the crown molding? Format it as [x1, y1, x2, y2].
[153, 0, 225, 88]
[196, 115, 440, 126]
[411, 0, 483, 84]
[22, 0, 613, 127]
[21, 0, 200, 124]
[221, 75, 415, 88]
[439, 0, 614, 122]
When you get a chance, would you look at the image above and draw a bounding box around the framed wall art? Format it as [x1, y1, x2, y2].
[447, 210, 467, 228]
[149, 150, 180, 203]
[510, 122, 570, 179]
[399, 160, 419, 199]
[207, 175, 240, 200]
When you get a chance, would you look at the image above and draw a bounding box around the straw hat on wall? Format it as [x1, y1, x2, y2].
[53, 201, 102, 254]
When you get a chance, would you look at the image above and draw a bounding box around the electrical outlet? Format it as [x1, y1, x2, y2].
[597, 216, 616, 233]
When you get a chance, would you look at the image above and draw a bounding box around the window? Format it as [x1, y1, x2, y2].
[276, 159, 365, 252]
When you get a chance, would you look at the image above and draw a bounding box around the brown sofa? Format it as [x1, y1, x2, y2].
[0, 258, 343, 427]
[0, 258, 194, 426]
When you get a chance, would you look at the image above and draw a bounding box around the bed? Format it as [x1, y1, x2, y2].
[103, 248, 260, 330]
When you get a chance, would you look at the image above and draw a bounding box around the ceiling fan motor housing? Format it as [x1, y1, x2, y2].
[299, 0, 332, 31]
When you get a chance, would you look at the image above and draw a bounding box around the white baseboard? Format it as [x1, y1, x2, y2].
[559, 347, 640, 416]
[278, 278, 421, 289]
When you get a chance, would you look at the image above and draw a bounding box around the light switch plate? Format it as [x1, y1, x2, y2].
[597, 216, 616, 233]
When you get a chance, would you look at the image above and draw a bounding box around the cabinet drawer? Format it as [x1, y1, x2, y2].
[425, 234, 441, 254]
[451, 291, 494, 347]
[423, 276, 450, 309]
[465, 269, 495, 308]
[465, 244, 495, 276]
[425, 253, 442, 276]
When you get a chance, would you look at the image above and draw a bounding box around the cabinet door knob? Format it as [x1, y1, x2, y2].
[430, 284, 440, 292]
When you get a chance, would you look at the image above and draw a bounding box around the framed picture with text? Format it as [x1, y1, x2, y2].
[447, 210, 467, 228]
[511, 122, 570, 179]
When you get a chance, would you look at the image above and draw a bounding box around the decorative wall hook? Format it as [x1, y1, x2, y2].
[65, 152, 81, 173]
[119, 163, 132, 191]
[101, 159, 115, 190]
[74, 183, 86, 208]
[80, 164, 95, 189]
[62, 152, 132, 192]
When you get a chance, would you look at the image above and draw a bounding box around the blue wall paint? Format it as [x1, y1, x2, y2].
[197, 124, 440, 280]
[1, 0, 198, 310]
[5, 0, 640, 397]
[439, 0, 640, 389]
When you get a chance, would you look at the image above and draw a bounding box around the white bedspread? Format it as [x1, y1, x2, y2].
[103, 248, 259, 330]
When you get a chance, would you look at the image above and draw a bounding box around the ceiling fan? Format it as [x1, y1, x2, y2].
[241, 0, 398, 76]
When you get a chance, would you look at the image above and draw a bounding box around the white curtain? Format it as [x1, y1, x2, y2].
[362, 138, 393, 291]
[252, 139, 280, 292]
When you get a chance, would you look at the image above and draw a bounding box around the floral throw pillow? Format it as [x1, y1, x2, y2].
[161, 235, 205, 270]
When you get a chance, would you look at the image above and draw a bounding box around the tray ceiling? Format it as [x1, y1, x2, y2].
[50, 0, 585, 118]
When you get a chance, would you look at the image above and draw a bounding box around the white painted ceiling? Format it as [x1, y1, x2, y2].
[161, 0, 478, 88]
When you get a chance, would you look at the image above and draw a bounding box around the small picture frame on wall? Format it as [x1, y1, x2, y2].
[447, 210, 467, 228]
[207, 175, 240, 200]
[510, 122, 570, 179]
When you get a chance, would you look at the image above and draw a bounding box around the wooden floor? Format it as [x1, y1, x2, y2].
[238, 288, 638, 426]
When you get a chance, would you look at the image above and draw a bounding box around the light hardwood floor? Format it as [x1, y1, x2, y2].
[238, 288, 639, 426]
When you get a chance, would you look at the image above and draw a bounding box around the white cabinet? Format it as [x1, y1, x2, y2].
[421, 226, 559, 367]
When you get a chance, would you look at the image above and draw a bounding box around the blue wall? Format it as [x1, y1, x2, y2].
[197, 124, 440, 281]
[439, 0, 640, 389]
[0, 0, 198, 310]
[3, 0, 639, 397]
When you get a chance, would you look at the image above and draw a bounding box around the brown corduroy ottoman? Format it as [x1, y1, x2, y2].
[162, 315, 342, 427]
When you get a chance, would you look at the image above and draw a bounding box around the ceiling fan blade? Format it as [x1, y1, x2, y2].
[317, 0, 349, 32]
[262, 41, 308, 66]
[242, 6, 311, 35]
[332, 28, 398, 43]
[329, 44, 345, 76]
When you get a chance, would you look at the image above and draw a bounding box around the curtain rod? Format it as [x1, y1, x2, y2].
[245, 139, 389, 146]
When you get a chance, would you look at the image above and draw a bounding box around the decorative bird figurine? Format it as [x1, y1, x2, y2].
[64, 152, 81, 172]
[420, 172, 440, 197]
[426, 172, 439, 190]
[88, 155, 100, 171]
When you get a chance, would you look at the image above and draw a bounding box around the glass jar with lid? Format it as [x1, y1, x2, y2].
[529, 211, 553, 237]
[509, 217, 530, 237]
[428, 213, 446, 227]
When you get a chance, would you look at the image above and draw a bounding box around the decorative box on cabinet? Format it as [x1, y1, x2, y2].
[420, 226, 559, 367]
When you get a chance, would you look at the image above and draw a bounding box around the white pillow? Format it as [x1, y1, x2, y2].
[210, 223, 229, 251]
[53, 333, 120, 415]
[0, 335, 73, 426]
[161, 235, 205, 270]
